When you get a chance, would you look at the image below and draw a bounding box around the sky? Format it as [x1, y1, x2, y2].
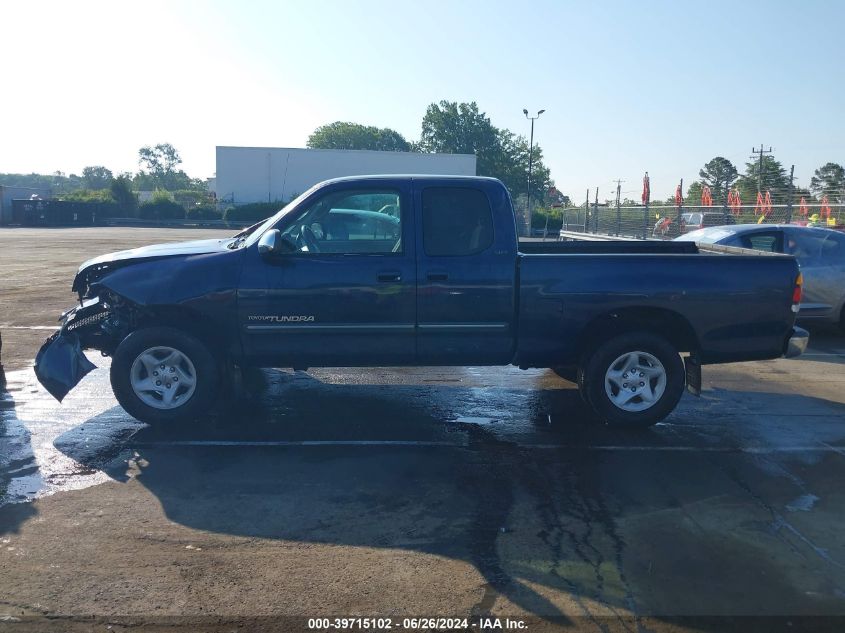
[2, 0, 843, 199]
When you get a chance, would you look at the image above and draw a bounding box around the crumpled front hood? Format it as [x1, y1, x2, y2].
[72, 237, 232, 293]
[77, 238, 231, 272]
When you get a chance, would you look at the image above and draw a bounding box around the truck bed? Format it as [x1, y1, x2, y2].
[515, 245, 799, 368]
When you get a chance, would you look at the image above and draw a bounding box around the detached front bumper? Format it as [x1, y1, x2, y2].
[34, 330, 97, 401]
[785, 326, 809, 359]
[34, 298, 109, 401]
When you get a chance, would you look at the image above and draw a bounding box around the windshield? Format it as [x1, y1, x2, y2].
[237, 185, 322, 248]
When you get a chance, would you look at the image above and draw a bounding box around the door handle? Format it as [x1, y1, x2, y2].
[427, 272, 449, 281]
[377, 271, 402, 282]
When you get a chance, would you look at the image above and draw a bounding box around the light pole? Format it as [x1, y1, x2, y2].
[523, 108, 545, 236]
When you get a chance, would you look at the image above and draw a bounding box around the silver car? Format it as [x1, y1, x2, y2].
[677, 224, 845, 330]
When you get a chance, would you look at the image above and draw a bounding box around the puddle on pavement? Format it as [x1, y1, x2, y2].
[0, 362, 141, 507]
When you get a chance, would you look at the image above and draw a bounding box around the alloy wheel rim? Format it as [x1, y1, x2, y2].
[604, 350, 667, 412]
[130, 346, 197, 410]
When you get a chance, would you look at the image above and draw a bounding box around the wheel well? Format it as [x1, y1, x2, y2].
[577, 307, 699, 360]
[134, 306, 231, 361]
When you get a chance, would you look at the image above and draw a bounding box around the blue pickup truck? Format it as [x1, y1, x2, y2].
[35, 175, 808, 428]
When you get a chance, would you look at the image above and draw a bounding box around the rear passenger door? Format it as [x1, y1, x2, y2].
[414, 182, 517, 364]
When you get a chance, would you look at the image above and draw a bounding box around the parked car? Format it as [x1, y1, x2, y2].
[652, 212, 736, 239]
[680, 211, 736, 233]
[677, 224, 845, 330]
[36, 176, 806, 429]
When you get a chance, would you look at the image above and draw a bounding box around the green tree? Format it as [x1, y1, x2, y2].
[81, 166, 113, 190]
[735, 155, 790, 203]
[494, 128, 551, 202]
[809, 162, 845, 201]
[59, 189, 114, 202]
[109, 175, 138, 216]
[698, 157, 738, 203]
[418, 100, 554, 203]
[307, 122, 411, 151]
[139, 143, 181, 175]
[685, 182, 704, 205]
[419, 101, 500, 168]
[138, 143, 188, 190]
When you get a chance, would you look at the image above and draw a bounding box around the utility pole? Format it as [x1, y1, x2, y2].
[523, 108, 545, 236]
[676, 178, 683, 237]
[593, 187, 599, 233]
[613, 178, 624, 236]
[750, 144, 773, 194]
[584, 188, 590, 232]
[786, 165, 795, 224]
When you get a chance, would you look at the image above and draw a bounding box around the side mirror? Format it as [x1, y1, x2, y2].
[258, 229, 297, 256]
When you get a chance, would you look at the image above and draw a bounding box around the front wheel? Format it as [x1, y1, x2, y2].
[582, 332, 685, 428]
[110, 327, 219, 425]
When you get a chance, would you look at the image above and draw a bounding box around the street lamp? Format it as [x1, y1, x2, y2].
[523, 108, 545, 236]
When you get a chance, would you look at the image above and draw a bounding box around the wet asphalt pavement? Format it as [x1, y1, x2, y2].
[2, 331, 845, 631]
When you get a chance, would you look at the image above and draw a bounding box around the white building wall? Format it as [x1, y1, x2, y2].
[215, 147, 477, 205]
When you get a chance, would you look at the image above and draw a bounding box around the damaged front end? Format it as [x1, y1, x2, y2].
[35, 290, 135, 401]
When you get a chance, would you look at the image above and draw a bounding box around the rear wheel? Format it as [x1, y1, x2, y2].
[110, 327, 219, 425]
[581, 332, 685, 428]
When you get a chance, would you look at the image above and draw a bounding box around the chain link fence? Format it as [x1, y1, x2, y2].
[557, 194, 845, 240]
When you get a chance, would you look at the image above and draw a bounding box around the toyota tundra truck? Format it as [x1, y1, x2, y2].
[35, 175, 808, 428]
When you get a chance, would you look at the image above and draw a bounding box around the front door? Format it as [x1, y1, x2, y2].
[238, 181, 416, 366]
[414, 182, 517, 364]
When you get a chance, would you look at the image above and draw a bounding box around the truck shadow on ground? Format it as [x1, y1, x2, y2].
[53, 371, 845, 623]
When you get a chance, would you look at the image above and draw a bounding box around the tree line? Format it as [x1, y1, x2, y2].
[0, 143, 214, 219]
[671, 156, 844, 207]
[308, 100, 555, 207]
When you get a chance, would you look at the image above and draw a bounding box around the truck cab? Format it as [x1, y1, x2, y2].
[239, 176, 517, 368]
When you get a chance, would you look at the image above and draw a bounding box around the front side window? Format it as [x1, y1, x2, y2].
[280, 189, 402, 254]
[422, 187, 494, 257]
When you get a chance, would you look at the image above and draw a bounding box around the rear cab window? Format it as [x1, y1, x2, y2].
[421, 187, 494, 257]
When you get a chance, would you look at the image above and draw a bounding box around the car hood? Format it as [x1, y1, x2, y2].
[72, 237, 233, 294]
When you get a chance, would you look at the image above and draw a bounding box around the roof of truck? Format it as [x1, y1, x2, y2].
[318, 174, 501, 185]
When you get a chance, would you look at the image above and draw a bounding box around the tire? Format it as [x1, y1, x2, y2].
[110, 327, 219, 425]
[582, 332, 684, 429]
